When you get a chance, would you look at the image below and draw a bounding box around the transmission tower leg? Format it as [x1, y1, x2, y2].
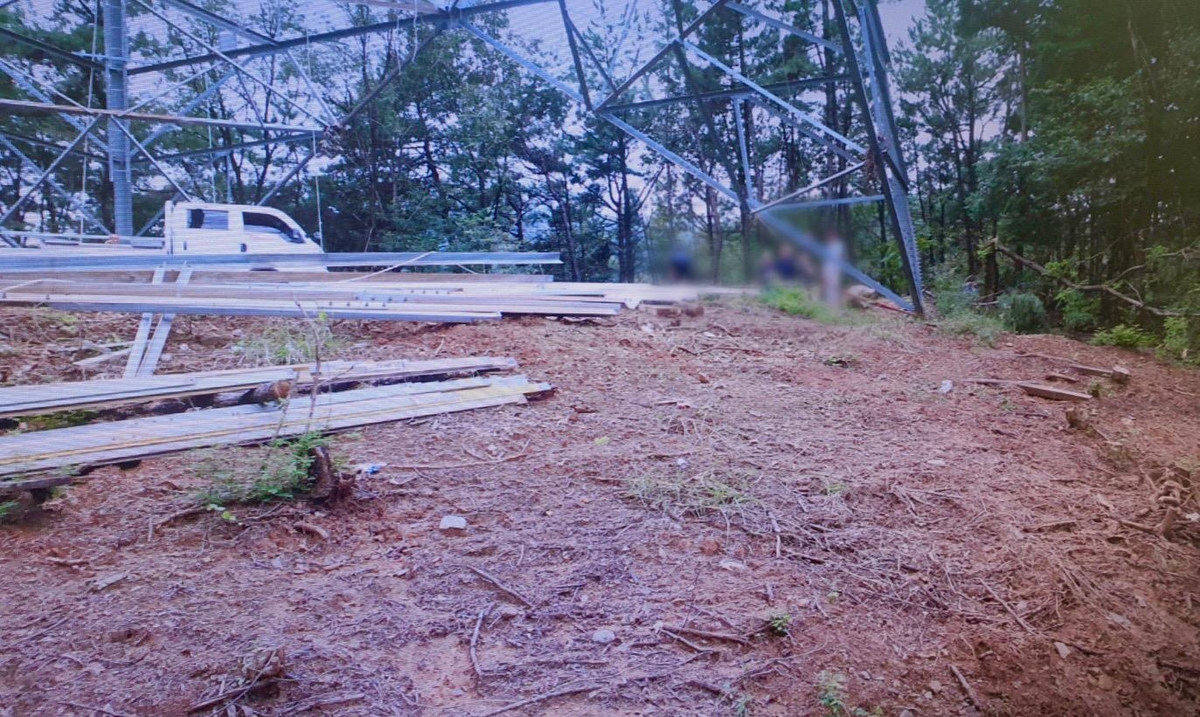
[103, 0, 133, 236]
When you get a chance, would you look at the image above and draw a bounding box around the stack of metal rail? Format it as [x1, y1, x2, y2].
[0, 252, 712, 322]
[0, 356, 550, 490]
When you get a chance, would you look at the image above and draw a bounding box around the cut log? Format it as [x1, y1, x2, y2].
[1069, 364, 1113, 378]
[1017, 383, 1092, 402]
[236, 380, 292, 405]
[1112, 366, 1131, 385]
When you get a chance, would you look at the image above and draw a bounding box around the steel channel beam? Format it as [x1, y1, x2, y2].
[0, 98, 322, 133]
[129, 0, 556, 75]
[0, 251, 563, 273]
[604, 75, 847, 113]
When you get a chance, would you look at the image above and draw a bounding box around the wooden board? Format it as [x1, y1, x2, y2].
[1017, 383, 1092, 402]
[0, 376, 550, 481]
[0, 356, 518, 419]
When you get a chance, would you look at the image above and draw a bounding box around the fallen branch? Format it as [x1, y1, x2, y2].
[950, 664, 983, 710]
[661, 625, 749, 646]
[660, 628, 713, 653]
[982, 582, 1039, 636]
[990, 240, 1197, 318]
[468, 566, 537, 609]
[148, 506, 208, 539]
[478, 683, 602, 717]
[470, 603, 495, 678]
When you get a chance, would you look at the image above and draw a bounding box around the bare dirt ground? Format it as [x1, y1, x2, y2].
[1, 299, 1199, 717]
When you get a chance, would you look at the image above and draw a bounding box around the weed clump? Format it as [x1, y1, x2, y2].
[234, 317, 342, 366]
[194, 432, 335, 506]
[762, 286, 837, 323]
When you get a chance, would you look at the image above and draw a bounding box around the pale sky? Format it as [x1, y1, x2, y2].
[877, 0, 925, 45]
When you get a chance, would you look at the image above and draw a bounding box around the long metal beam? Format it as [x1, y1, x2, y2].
[129, 0, 556, 75]
[0, 251, 563, 273]
[130, 132, 316, 164]
[0, 26, 103, 70]
[0, 98, 322, 133]
[681, 39, 864, 154]
[604, 75, 848, 114]
[724, 2, 840, 53]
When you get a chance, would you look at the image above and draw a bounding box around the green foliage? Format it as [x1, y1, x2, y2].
[1001, 292, 1047, 333]
[15, 410, 97, 432]
[767, 613, 792, 637]
[1056, 289, 1102, 333]
[0, 500, 19, 523]
[761, 286, 836, 323]
[1160, 317, 1196, 363]
[816, 672, 878, 717]
[194, 432, 333, 505]
[1091, 324, 1157, 349]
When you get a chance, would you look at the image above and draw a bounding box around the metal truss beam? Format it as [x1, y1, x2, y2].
[765, 194, 884, 211]
[724, 2, 841, 53]
[130, 132, 317, 164]
[0, 98, 322, 134]
[0, 26, 102, 70]
[604, 75, 848, 114]
[0, 135, 110, 235]
[129, 0, 556, 75]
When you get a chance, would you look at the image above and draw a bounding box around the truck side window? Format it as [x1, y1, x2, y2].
[244, 211, 302, 243]
[187, 209, 229, 230]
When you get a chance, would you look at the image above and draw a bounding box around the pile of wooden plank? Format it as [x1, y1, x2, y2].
[0, 357, 549, 490]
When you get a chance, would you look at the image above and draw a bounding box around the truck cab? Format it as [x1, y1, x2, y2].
[166, 201, 323, 267]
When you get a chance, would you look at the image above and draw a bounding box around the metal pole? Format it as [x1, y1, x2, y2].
[103, 0, 133, 236]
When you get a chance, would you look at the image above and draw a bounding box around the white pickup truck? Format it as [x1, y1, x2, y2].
[166, 201, 323, 262]
[2, 202, 324, 269]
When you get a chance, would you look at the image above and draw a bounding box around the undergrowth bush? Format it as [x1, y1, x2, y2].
[930, 269, 1005, 346]
[1001, 292, 1047, 334]
[194, 432, 333, 505]
[1056, 289, 1101, 333]
[1160, 317, 1197, 364]
[1091, 324, 1157, 349]
[761, 286, 836, 323]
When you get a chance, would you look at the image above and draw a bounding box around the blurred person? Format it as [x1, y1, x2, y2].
[821, 230, 846, 308]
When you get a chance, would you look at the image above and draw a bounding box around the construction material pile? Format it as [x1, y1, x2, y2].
[0, 269, 712, 323]
[0, 357, 550, 490]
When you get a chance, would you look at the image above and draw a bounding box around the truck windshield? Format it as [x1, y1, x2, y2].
[244, 211, 303, 243]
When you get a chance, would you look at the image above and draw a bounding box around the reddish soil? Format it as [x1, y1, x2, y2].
[1, 300, 1199, 716]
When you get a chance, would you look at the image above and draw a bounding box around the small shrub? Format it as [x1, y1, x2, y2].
[1160, 317, 1195, 363]
[1092, 324, 1157, 349]
[1002, 292, 1046, 334]
[767, 612, 792, 637]
[195, 432, 333, 505]
[1056, 289, 1101, 333]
